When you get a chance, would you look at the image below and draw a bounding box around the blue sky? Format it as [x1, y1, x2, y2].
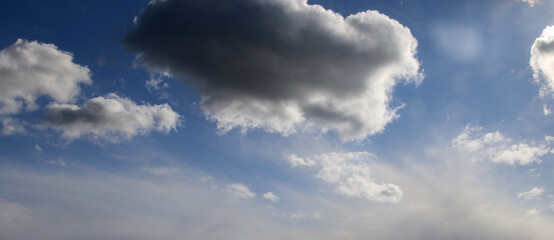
[1, 0, 554, 239]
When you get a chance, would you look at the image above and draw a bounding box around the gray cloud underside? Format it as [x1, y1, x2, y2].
[124, 0, 422, 140]
[43, 93, 181, 141]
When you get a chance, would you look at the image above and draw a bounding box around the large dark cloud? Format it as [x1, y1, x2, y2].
[124, 0, 422, 140]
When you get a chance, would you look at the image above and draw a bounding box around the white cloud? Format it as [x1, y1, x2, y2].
[0, 167, 316, 240]
[0, 39, 91, 115]
[525, 208, 541, 217]
[451, 126, 550, 165]
[518, 187, 545, 200]
[543, 104, 551, 115]
[47, 158, 67, 167]
[286, 154, 316, 167]
[263, 192, 279, 202]
[145, 78, 168, 91]
[33, 144, 42, 154]
[520, 0, 538, 7]
[0, 117, 26, 136]
[226, 183, 256, 199]
[142, 167, 180, 177]
[531, 25, 554, 97]
[43, 93, 181, 141]
[288, 152, 403, 203]
[2, 152, 554, 239]
[125, 0, 422, 141]
[289, 211, 307, 220]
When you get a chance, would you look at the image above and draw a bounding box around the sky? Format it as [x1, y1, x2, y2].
[1, 0, 554, 239]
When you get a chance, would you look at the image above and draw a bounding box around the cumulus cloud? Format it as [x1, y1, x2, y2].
[0, 39, 91, 115]
[226, 183, 256, 199]
[263, 192, 279, 202]
[288, 152, 403, 203]
[518, 187, 545, 200]
[43, 93, 180, 141]
[531, 26, 554, 97]
[124, 0, 422, 140]
[451, 126, 551, 165]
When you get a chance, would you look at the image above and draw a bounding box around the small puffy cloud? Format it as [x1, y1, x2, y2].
[226, 183, 256, 199]
[124, 0, 422, 141]
[43, 93, 180, 141]
[518, 187, 545, 200]
[0, 39, 91, 115]
[451, 126, 550, 165]
[531, 26, 554, 97]
[286, 154, 316, 167]
[263, 192, 279, 202]
[288, 152, 403, 203]
[142, 167, 180, 177]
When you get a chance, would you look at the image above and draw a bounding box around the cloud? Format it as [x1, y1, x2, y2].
[0, 39, 91, 115]
[1, 150, 554, 239]
[0, 117, 26, 136]
[288, 152, 403, 203]
[226, 183, 256, 199]
[47, 158, 67, 167]
[124, 0, 422, 140]
[145, 78, 168, 91]
[263, 192, 279, 202]
[142, 167, 180, 176]
[531, 25, 554, 97]
[451, 125, 551, 165]
[0, 167, 314, 240]
[33, 144, 42, 154]
[145, 73, 171, 99]
[43, 93, 181, 141]
[431, 23, 482, 62]
[518, 187, 545, 200]
[286, 154, 316, 167]
[520, 0, 538, 7]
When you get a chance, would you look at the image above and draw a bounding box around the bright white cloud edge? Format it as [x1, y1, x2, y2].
[0, 39, 91, 115]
